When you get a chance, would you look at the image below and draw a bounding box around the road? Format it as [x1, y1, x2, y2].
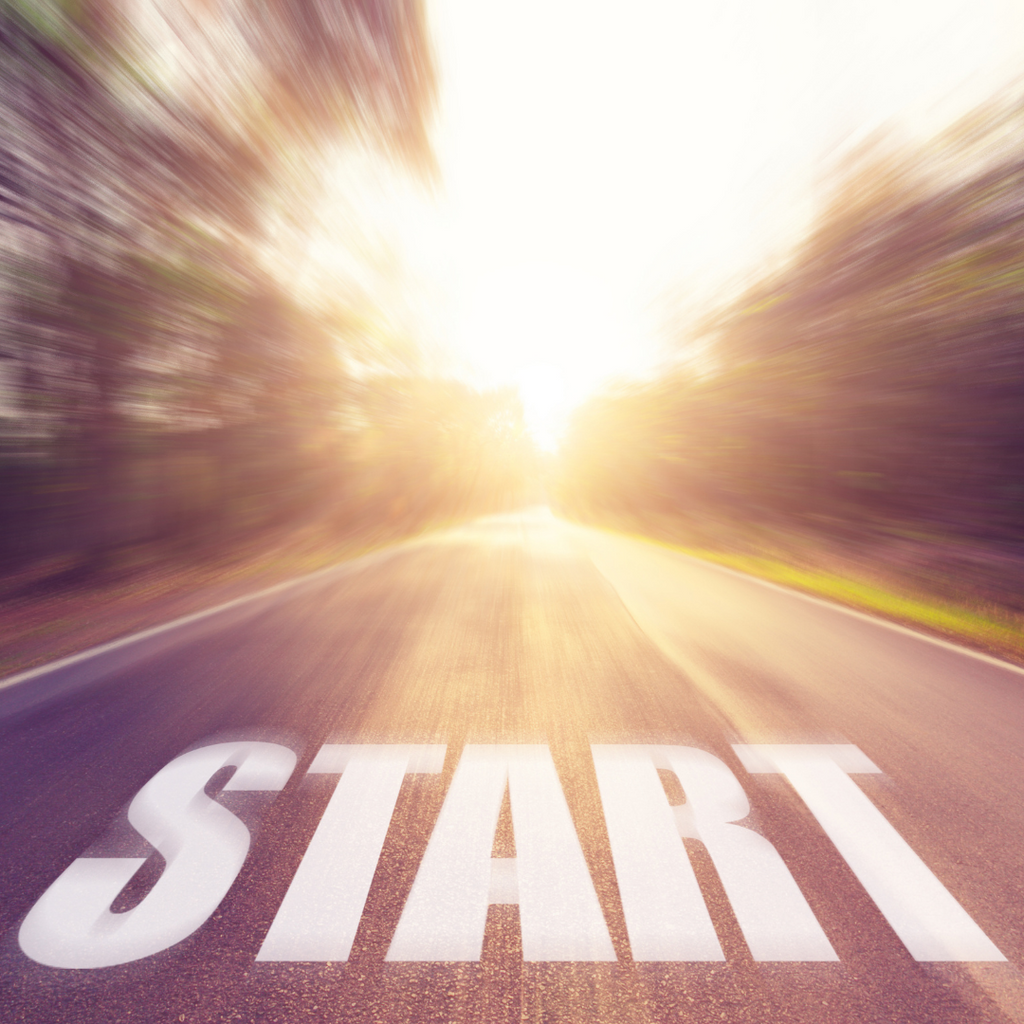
[1, 507, 1023, 1023]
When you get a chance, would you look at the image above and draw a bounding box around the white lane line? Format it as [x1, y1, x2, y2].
[578, 525, 1024, 677]
[0, 541, 415, 694]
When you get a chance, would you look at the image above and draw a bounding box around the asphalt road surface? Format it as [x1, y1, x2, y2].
[2, 507, 1023, 1024]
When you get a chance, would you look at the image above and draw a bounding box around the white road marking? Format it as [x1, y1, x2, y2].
[488, 858, 519, 904]
[19, 742, 296, 969]
[583, 526, 1024, 678]
[18, 738, 1003, 968]
[592, 745, 723, 961]
[735, 744, 1006, 961]
[0, 542, 413, 703]
[386, 745, 616, 962]
[596, 745, 837, 961]
[257, 744, 445, 962]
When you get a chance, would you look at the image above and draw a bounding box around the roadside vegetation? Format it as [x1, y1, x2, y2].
[556, 87, 1024, 665]
[0, 0, 537, 676]
[6, 1, 1023, 673]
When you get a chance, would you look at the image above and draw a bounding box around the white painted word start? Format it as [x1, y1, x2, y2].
[18, 742, 1004, 969]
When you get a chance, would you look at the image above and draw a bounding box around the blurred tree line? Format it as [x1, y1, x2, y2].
[559, 88, 1024, 552]
[0, 0, 531, 575]
[344, 377, 538, 528]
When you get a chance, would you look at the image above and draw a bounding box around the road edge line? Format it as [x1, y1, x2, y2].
[585, 525, 1024, 678]
[0, 542, 409, 694]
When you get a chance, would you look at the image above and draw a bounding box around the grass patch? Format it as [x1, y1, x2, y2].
[589, 515, 1024, 667]
[662, 541, 1024, 664]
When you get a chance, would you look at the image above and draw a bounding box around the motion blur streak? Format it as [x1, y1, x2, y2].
[556, 87, 1024, 630]
[3, 0, 1024, 1019]
[2, 509, 1023, 1022]
[0, 0, 535, 582]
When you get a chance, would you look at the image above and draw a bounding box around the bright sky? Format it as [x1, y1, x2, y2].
[293, 1, 1024, 450]
[416, 0, 1024, 449]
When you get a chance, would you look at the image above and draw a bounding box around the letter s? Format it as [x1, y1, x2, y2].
[19, 740, 296, 969]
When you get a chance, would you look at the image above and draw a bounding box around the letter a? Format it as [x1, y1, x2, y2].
[386, 745, 615, 962]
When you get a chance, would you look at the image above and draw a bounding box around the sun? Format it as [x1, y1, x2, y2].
[514, 362, 570, 453]
[448, 261, 653, 451]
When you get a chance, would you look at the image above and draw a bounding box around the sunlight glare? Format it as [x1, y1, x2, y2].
[450, 261, 646, 449]
[284, 0, 1024, 452]
[516, 363, 567, 453]
[422, 0, 1024, 443]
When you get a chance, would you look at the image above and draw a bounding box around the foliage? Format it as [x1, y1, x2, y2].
[0, 0, 450, 568]
[559, 89, 1024, 548]
[344, 377, 538, 525]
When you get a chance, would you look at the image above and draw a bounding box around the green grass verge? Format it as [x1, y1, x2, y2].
[627, 533, 1024, 666]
